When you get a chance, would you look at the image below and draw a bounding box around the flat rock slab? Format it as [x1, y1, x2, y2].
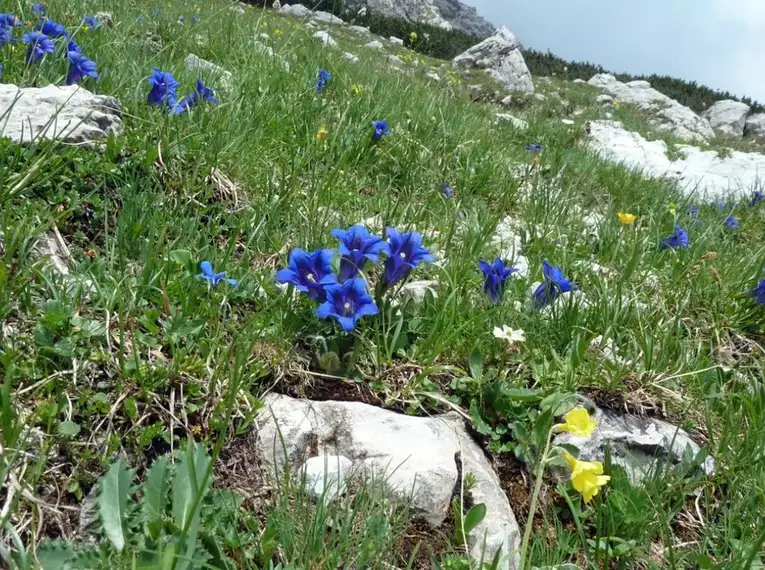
[184, 54, 234, 90]
[257, 394, 520, 570]
[555, 406, 715, 484]
[588, 120, 765, 200]
[0, 84, 122, 146]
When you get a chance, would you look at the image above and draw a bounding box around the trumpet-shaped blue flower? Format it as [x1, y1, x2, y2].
[22, 31, 54, 63]
[316, 68, 332, 92]
[660, 225, 690, 249]
[82, 15, 100, 29]
[525, 143, 543, 152]
[316, 278, 379, 333]
[750, 191, 763, 207]
[331, 225, 386, 282]
[67, 37, 81, 53]
[196, 261, 239, 287]
[0, 13, 21, 28]
[36, 18, 66, 38]
[382, 227, 434, 286]
[192, 15, 199, 23]
[147, 68, 179, 108]
[172, 79, 218, 115]
[32, 3, 46, 17]
[178, 16, 185, 24]
[479, 258, 515, 303]
[66, 51, 98, 84]
[275, 248, 336, 301]
[725, 215, 739, 229]
[442, 183, 454, 199]
[0, 26, 15, 47]
[753, 279, 765, 304]
[371, 120, 390, 141]
[534, 261, 576, 308]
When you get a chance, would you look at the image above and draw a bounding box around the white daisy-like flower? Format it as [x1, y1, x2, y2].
[492, 325, 526, 344]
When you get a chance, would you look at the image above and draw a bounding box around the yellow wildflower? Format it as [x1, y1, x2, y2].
[668, 202, 677, 216]
[316, 124, 329, 143]
[191, 425, 202, 436]
[617, 212, 637, 225]
[273, 28, 283, 38]
[351, 84, 363, 96]
[561, 451, 610, 503]
[409, 31, 418, 42]
[555, 408, 597, 437]
[613, 100, 622, 109]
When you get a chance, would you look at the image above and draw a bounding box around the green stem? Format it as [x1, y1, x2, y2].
[518, 427, 555, 570]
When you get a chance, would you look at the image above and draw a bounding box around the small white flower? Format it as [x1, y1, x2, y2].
[492, 325, 526, 344]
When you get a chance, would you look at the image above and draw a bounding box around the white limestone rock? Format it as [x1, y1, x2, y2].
[364, 40, 384, 50]
[389, 36, 404, 45]
[452, 27, 534, 93]
[702, 100, 750, 139]
[745, 113, 765, 138]
[0, 84, 122, 147]
[343, 52, 359, 63]
[280, 3, 311, 17]
[300, 455, 353, 503]
[184, 54, 234, 90]
[312, 30, 338, 47]
[494, 113, 528, 130]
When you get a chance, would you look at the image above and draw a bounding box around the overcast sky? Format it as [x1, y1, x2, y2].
[469, 0, 765, 102]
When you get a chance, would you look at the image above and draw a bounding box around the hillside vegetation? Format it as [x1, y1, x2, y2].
[1, 1, 765, 570]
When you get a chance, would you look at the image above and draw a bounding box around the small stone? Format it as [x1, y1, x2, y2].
[184, 54, 234, 90]
[500, 94, 513, 107]
[280, 3, 311, 17]
[533, 93, 546, 102]
[495, 113, 528, 130]
[388, 54, 404, 66]
[389, 36, 404, 45]
[348, 25, 371, 35]
[312, 10, 344, 24]
[313, 30, 337, 47]
[272, 0, 281, 9]
[364, 40, 384, 50]
[596, 94, 613, 104]
[424, 71, 441, 82]
[343, 52, 359, 63]
[573, 78, 586, 84]
[300, 455, 353, 503]
[561, 119, 575, 125]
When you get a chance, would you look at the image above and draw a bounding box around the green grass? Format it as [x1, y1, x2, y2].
[1, 1, 765, 569]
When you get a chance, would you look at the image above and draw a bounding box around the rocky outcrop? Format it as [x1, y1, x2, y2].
[452, 27, 534, 93]
[555, 405, 715, 484]
[702, 100, 750, 139]
[0, 84, 122, 146]
[257, 394, 521, 570]
[745, 113, 765, 138]
[344, 0, 494, 36]
[588, 74, 714, 142]
[184, 54, 234, 90]
[587, 120, 765, 200]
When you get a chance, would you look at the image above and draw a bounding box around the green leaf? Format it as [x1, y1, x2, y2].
[169, 249, 193, 267]
[173, 440, 212, 570]
[468, 348, 483, 381]
[503, 388, 541, 402]
[142, 454, 169, 540]
[463, 503, 486, 535]
[57, 421, 81, 437]
[97, 458, 134, 552]
[37, 540, 75, 569]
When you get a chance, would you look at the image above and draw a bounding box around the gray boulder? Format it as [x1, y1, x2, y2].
[184, 54, 233, 90]
[0, 84, 122, 147]
[312, 30, 337, 47]
[745, 113, 765, 138]
[343, 52, 359, 63]
[280, 3, 311, 17]
[364, 40, 384, 49]
[702, 100, 750, 139]
[452, 27, 534, 93]
[389, 36, 404, 46]
[257, 394, 521, 570]
[347, 25, 371, 35]
[312, 10, 344, 24]
[555, 406, 715, 484]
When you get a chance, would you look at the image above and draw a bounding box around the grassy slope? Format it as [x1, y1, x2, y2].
[1, 1, 765, 568]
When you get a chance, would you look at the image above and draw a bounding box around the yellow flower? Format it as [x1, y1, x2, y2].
[351, 84, 363, 96]
[617, 212, 637, 225]
[273, 28, 283, 38]
[561, 451, 610, 503]
[409, 31, 418, 42]
[668, 202, 677, 216]
[316, 124, 329, 143]
[556, 407, 597, 437]
[613, 100, 622, 109]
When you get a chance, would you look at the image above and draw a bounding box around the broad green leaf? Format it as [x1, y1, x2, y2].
[169, 249, 193, 267]
[97, 459, 134, 552]
[37, 540, 75, 569]
[57, 421, 81, 437]
[173, 440, 212, 570]
[463, 502, 486, 535]
[142, 454, 169, 540]
[468, 348, 483, 381]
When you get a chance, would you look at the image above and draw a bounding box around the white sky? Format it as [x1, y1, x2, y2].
[469, 0, 765, 102]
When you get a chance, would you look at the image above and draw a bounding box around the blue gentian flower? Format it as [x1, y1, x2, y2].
[750, 191, 763, 207]
[192, 15, 199, 23]
[36, 18, 67, 38]
[0, 13, 21, 27]
[533, 261, 576, 308]
[137, 15, 145, 23]
[32, 3, 46, 17]
[0, 26, 16, 47]
[316, 278, 379, 333]
[441, 183, 453, 199]
[22, 31, 54, 63]
[752, 279, 765, 304]
[178, 16, 185, 24]
[371, 120, 390, 142]
[147, 68, 179, 108]
[66, 51, 98, 85]
[316, 68, 332, 92]
[687, 205, 699, 216]
[67, 37, 81, 53]
[716, 199, 730, 210]
[525, 143, 543, 152]
[725, 215, 739, 229]
[275, 248, 336, 301]
[659, 225, 689, 249]
[196, 261, 239, 288]
[172, 79, 218, 115]
[82, 15, 100, 29]
[479, 258, 515, 303]
[382, 227, 434, 286]
[331, 225, 386, 282]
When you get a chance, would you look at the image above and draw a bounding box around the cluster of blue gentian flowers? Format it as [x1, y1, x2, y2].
[478, 258, 575, 308]
[275, 225, 434, 332]
[316, 68, 332, 92]
[147, 69, 218, 115]
[0, 7, 101, 86]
